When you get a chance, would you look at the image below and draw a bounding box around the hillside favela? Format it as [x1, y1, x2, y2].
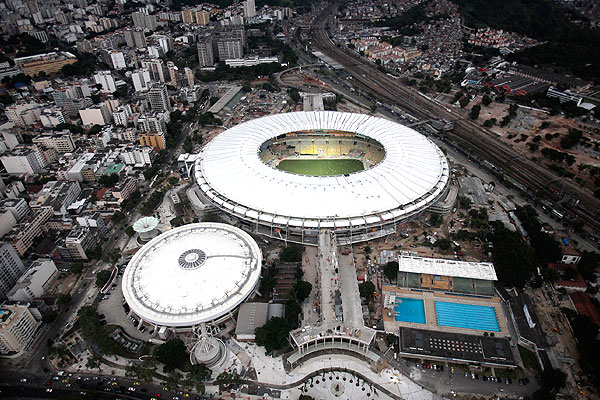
[0, 1, 599, 400]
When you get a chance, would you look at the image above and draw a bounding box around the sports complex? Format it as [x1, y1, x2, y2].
[193, 111, 450, 245]
[121, 223, 262, 334]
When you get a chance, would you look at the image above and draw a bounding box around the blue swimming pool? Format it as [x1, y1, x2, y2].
[435, 301, 500, 332]
[394, 298, 426, 324]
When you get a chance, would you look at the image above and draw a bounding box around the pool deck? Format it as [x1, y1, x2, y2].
[382, 285, 510, 338]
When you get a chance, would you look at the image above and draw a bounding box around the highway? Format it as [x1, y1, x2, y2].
[305, 1, 600, 233]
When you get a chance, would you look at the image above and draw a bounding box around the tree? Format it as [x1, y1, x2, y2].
[185, 363, 211, 392]
[105, 248, 121, 265]
[384, 261, 399, 282]
[287, 88, 300, 103]
[126, 359, 156, 382]
[111, 211, 126, 223]
[86, 354, 102, 370]
[182, 136, 193, 153]
[436, 238, 452, 250]
[88, 124, 103, 136]
[163, 370, 182, 390]
[255, 316, 289, 353]
[156, 339, 187, 372]
[170, 216, 184, 227]
[294, 280, 312, 303]
[482, 95, 492, 106]
[469, 104, 481, 120]
[489, 223, 536, 288]
[483, 118, 496, 127]
[70, 262, 84, 274]
[42, 310, 58, 324]
[540, 368, 567, 391]
[280, 245, 303, 263]
[459, 97, 470, 108]
[98, 173, 119, 188]
[214, 371, 241, 392]
[168, 176, 179, 186]
[95, 270, 111, 288]
[57, 293, 71, 306]
[125, 226, 135, 237]
[359, 281, 376, 302]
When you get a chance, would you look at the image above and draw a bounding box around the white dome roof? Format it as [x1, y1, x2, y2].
[122, 223, 262, 327]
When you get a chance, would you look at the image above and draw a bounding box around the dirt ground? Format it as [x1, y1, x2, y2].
[441, 93, 600, 189]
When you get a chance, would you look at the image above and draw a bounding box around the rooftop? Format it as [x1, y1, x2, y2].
[122, 222, 262, 327]
[398, 254, 497, 281]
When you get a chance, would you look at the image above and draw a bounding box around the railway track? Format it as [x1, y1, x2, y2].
[306, 2, 600, 232]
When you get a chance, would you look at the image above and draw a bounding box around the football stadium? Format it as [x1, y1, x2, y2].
[193, 111, 450, 245]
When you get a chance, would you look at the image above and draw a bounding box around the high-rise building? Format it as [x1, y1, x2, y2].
[131, 68, 152, 92]
[94, 71, 117, 93]
[132, 11, 157, 31]
[181, 9, 194, 24]
[138, 132, 165, 150]
[112, 104, 132, 126]
[184, 67, 195, 87]
[167, 61, 178, 86]
[0, 242, 26, 299]
[110, 51, 126, 70]
[197, 36, 214, 67]
[147, 83, 170, 112]
[124, 29, 147, 49]
[244, 0, 256, 18]
[64, 227, 99, 261]
[0, 303, 41, 354]
[216, 29, 245, 60]
[156, 35, 173, 54]
[142, 59, 166, 83]
[0, 149, 45, 175]
[195, 10, 210, 25]
[137, 112, 168, 136]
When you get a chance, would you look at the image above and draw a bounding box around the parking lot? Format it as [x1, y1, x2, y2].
[96, 265, 152, 342]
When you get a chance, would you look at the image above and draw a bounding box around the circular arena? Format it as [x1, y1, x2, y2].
[121, 223, 262, 330]
[193, 111, 450, 245]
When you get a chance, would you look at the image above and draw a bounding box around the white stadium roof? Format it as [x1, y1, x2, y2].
[194, 112, 449, 227]
[398, 255, 498, 281]
[121, 223, 262, 327]
[132, 216, 159, 233]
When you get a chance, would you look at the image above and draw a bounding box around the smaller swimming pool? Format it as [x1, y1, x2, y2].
[394, 298, 426, 324]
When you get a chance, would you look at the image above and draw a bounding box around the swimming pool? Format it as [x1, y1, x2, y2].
[394, 298, 426, 324]
[435, 301, 500, 332]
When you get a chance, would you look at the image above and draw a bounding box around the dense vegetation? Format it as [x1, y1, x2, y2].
[488, 222, 536, 288]
[156, 339, 188, 372]
[196, 62, 284, 82]
[562, 309, 600, 387]
[514, 205, 561, 267]
[77, 306, 119, 356]
[374, 2, 448, 35]
[280, 244, 304, 263]
[455, 0, 600, 81]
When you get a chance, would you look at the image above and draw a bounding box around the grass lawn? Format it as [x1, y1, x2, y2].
[277, 159, 364, 176]
[518, 345, 541, 374]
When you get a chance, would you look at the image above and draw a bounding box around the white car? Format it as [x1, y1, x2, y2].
[128, 387, 136, 391]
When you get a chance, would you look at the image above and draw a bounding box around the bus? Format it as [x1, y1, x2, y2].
[552, 209, 563, 219]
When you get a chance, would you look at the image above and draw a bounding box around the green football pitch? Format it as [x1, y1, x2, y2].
[277, 159, 364, 176]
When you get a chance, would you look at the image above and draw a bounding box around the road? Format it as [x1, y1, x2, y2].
[0, 370, 204, 400]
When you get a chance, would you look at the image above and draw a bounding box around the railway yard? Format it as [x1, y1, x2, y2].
[302, 2, 600, 234]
